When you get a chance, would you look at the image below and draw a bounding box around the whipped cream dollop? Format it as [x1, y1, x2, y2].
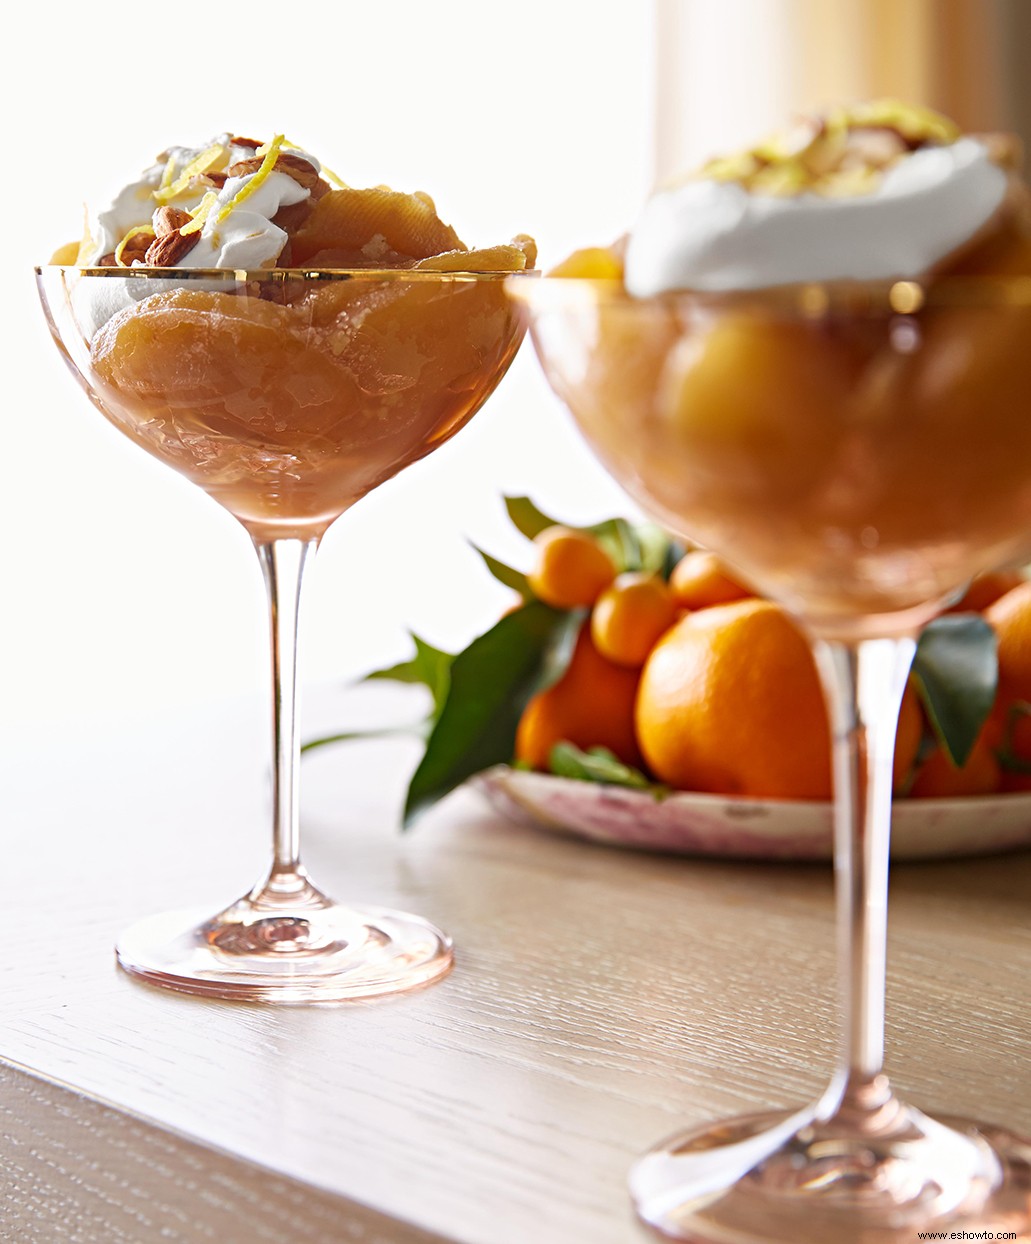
[625, 130, 1009, 295]
[70, 133, 327, 335]
[79, 133, 323, 270]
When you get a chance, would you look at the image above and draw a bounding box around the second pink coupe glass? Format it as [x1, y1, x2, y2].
[512, 274, 1031, 1243]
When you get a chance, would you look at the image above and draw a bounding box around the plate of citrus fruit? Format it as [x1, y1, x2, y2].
[307, 497, 1031, 860]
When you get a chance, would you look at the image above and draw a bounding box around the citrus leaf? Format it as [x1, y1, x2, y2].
[631, 523, 685, 577]
[301, 724, 427, 756]
[586, 517, 642, 572]
[660, 536, 689, 580]
[548, 742, 661, 793]
[504, 496, 680, 577]
[403, 602, 581, 827]
[470, 543, 533, 601]
[504, 495, 560, 540]
[911, 614, 997, 766]
[537, 607, 585, 692]
[363, 633, 453, 720]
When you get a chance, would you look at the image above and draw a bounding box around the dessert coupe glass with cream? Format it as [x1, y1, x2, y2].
[38, 133, 536, 1002]
[511, 102, 1031, 1243]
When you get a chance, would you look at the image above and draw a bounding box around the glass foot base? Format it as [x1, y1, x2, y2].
[630, 1106, 1031, 1243]
[116, 897, 454, 1003]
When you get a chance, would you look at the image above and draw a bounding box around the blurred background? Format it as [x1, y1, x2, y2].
[656, 0, 1031, 176]
[3, 0, 1030, 738]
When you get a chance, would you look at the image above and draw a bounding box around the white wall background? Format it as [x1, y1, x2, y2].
[3, 0, 656, 735]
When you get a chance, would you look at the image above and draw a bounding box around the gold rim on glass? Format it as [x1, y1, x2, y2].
[507, 273, 1031, 313]
[41, 265, 537, 283]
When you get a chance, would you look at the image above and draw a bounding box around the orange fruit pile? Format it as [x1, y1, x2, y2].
[513, 522, 1029, 802]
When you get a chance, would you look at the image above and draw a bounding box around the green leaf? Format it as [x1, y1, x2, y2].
[911, 614, 997, 767]
[660, 536, 689, 580]
[586, 517, 642, 572]
[363, 633, 453, 720]
[403, 603, 581, 827]
[470, 543, 533, 601]
[504, 495, 682, 578]
[548, 742, 660, 792]
[301, 725, 426, 756]
[504, 495, 560, 540]
[631, 523, 685, 577]
[536, 607, 585, 692]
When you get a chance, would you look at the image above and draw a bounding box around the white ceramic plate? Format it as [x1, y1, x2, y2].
[475, 767, 1031, 860]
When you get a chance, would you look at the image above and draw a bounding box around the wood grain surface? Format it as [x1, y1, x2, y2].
[0, 1061, 447, 1243]
[1, 687, 1029, 1243]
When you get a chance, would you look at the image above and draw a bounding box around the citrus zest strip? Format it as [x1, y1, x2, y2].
[153, 143, 227, 204]
[181, 192, 218, 236]
[158, 155, 178, 191]
[320, 163, 348, 189]
[213, 134, 284, 226]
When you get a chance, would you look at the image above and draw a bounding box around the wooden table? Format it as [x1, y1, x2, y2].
[2, 689, 1029, 1243]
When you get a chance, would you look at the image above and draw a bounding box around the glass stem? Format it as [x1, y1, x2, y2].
[251, 537, 324, 909]
[812, 634, 917, 1121]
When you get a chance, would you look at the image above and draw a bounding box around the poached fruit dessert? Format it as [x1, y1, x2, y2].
[539, 102, 1031, 634]
[49, 134, 536, 539]
[38, 135, 537, 1003]
[511, 100, 1031, 1244]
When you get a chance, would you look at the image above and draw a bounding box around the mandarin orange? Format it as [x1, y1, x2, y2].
[668, 550, 754, 611]
[527, 527, 616, 610]
[635, 599, 921, 800]
[590, 573, 678, 667]
[990, 697, 1031, 791]
[945, 570, 1026, 613]
[635, 600, 832, 799]
[909, 730, 1001, 798]
[515, 625, 642, 770]
[947, 581, 1031, 792]
[984, 580, 1031, 703]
